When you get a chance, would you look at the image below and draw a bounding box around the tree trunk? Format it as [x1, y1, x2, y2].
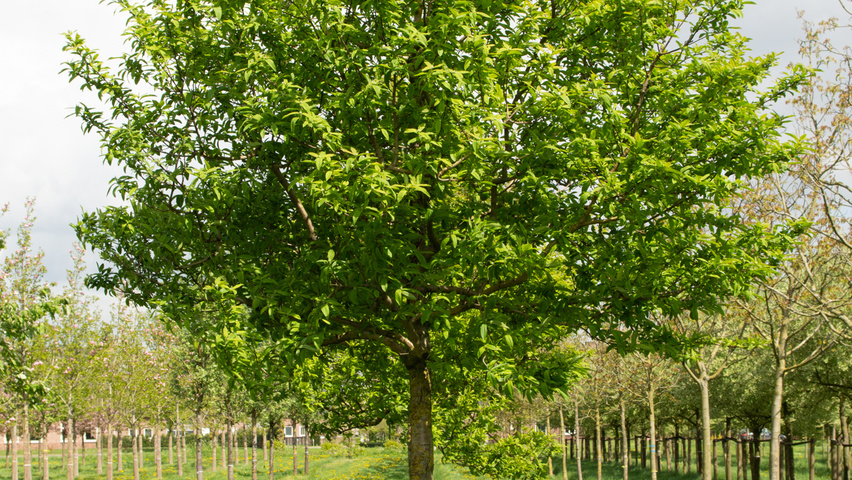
[116, 426, 123, 473]
[575, 396, 583, 480]
[195, 410, 203, 480]
[621, 398, 629, 480]
[132, 425, 140, 480]
[41, 432, 48, 480]
[12, 423, 18, 480]
[809, 438, 815, 480]
[650, 383, 658, 480]
[97, 425, 103, 475]
[751, 427, 761, 480]
[24, 404, 32, 480]
[168, 430, 173, 465]
[725, 419, 732, 480]
[155, 422, 162, 480]
[304, 424, 310, 476]
[267, 434, 274, 480]
[176, 404, 183, 478]
[548, 415, 554, 477]
[71, 418, 77, 479]
[221, 431, 226, 471]
[560, 407, 568, 480]
[407, 358, 434, 480]
[227, 422, 234, 480]
[770, 351, 786, 480]
[106, 424, 113, 480]
[842, 400, 851, 480]
[698, 375, 713, 480]
[293, 431, 298, 476]
[212, 429, 217, 472]
[596, 405, 603, 480]
[251, 411, 258, 480]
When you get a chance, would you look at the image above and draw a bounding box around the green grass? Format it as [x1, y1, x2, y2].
[0, 441, 838, 480]
[0, 445, 486, 480]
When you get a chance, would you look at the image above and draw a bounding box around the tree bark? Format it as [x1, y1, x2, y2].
[650, 383, 658, 480]
[155, 421, 162, 479]
[725, 418, 732, 480]
[304, 424, 310, 476]
[596, 405, 603, 480]
[12, 423, 18, 480]
[560, 407, 568, 480]
[267, 433, 274, 480]
[132, 424, 140, 480]
[407, 358, 434, 480]
[106, 424, 113, 480]
[293, 430, 298, 476]
[575, 396, 583, 480]
[97, 425, 103, 475]
[195, 410, 203, 480]
[227, 422, 234, 480]
[698, 374, 713, 480]
[621, 398, 629, 480]
[251, 411, 258, 480]
[24, 404, 32, 480]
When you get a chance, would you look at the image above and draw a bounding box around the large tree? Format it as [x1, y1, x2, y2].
[66, 1, 802, 478]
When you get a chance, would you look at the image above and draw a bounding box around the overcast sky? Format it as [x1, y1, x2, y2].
[1, 0, 851, 314]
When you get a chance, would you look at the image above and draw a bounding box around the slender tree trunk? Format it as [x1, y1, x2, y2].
[211, 429, 217, 473]
[251, 412, 258, 480]
[227, 422, 234, 480]
[24, 404, 32, 480]
[176, 427, 183, 478]
[117, 426, 123, 472]
[304, 424, 310, 476]
[195, 410, 203, 480]
[168, 429, 173, 465]
[97, 425, 102, 475]
[621, 398, 629, 480]
[156, 421, 162, 479]
[293, 430, 298, 476]
[71, 418, 78, 479]
[751, 426, 761, 480]
[650, 382, 658, 480]
[267, 434, 274, 480]
[41, 432, 48, 480]
[842, 400, 851, 480]
[698, 374, 713, 480]
[138, 428, 144, 470]
[106, 424, 113, 480]
[176, 404, 183, 478]
[560, 407, 569, 480]
[132, 424, 140, 480]
[221, 431, 226, 471]
[596, 405, 603, 480]
[770, 337, 787, 480]
[725, 419, 732, 480]
[576, 395, 584, 480]
[12, 423, 19, 480]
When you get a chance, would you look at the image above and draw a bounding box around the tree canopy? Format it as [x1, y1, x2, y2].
[65, 1, 803, 478]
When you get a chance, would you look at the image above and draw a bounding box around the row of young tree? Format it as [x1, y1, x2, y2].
[0, 205, 331, 480]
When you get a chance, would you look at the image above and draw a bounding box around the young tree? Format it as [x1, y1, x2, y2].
[66, 1, 805, 478]
[0, 199, 63, 480]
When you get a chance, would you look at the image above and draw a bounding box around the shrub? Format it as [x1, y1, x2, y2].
[383, 440, 403, 450]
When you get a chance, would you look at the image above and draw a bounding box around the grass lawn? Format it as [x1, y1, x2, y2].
[0, 441, 840, 480]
